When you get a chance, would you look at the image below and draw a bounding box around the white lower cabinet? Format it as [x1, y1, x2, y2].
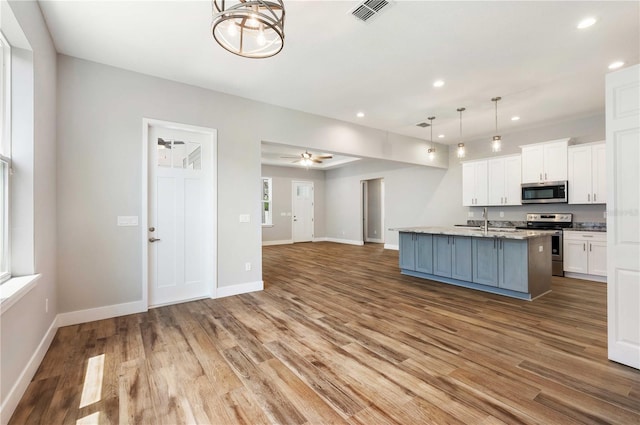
[563, 231, 607, 280]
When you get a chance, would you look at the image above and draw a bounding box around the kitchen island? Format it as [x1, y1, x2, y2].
[393, 226, 554, 300]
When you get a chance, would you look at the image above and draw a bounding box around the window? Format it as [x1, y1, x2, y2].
[261, 177, 272, 226]
[0, 33, 11, 283]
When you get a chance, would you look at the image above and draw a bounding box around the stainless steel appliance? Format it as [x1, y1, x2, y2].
[517, 213, 573, 276]
[521, 181, 568, 204]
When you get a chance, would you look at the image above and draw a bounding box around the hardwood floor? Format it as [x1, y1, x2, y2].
[10, 242, 640, 424]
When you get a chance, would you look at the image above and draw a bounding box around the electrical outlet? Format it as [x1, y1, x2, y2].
[539, 245, 543, 252]
[499, 211, 504, 218]
[245, 262, 251, 271]
[373, 230, 377, 235]
[468, 211, 474, 218]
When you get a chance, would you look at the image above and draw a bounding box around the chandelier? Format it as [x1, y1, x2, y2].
[212, 0, 285, 59]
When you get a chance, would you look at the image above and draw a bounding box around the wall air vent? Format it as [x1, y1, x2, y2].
[416, 122, 430, 128]
[350, 0, 392, 23]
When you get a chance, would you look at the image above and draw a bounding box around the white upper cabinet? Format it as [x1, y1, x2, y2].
[462, 160, 488, 206]
[488, 155, 521, 206]
[521, 138, 569, 183]
[568, 142, 606, 204]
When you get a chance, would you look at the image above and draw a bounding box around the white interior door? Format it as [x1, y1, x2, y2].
[148, 123, 215, 307]
[292, 181, 314, 242]
[606, 64, 640, 369]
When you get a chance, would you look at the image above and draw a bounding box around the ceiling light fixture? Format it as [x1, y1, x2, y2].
[491, 96, 502, 153]
[457, 107, 466, 159]
[511, 116, 520, 121]
[211, 0, 285, 59]
[433, 80, 445, 88]
[427, 116, 436, 161]
[608, 61, 625, 70]
[438, 134, 445, 139]
[357, 111, 365, 118]
[577, 17, 597, 29]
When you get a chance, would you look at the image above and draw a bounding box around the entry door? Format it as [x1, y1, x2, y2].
[606, 64, 640, 369]
[292, 181, 314, 242]
[148, 123, 215, 307]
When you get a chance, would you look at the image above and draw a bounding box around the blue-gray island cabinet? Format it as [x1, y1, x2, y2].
[394, 227, 554, 300]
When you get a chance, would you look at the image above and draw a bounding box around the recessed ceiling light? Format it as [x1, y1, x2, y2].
[438, 134, 445, 138]
[608, 61, 625, 70]
[577, 17, 597, 29]
[511, 116, 520, 121]
[433, 80, 445, 88]
[356, 111, 365, 118]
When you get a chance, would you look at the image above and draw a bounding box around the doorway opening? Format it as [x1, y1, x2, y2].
[361, 178, 385, 244]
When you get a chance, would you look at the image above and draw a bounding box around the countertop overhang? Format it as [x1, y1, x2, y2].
[391, 226, 556, 240]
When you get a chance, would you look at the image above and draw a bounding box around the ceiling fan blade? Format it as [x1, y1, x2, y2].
[281, 156, 301, 159]
[173, 141, 185, 145]
[311, 159, 322, 163]
[315, 155, 333, 159]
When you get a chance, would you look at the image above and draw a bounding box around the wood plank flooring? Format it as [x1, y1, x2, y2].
[10, 242, 640, 424]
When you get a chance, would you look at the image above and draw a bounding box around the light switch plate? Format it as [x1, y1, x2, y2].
[117, 216, 139, 226]
[239, 214, 250, 223]
[539, 245, 543, 252]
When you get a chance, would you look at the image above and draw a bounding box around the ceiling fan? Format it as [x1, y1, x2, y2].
[281, 151, 333, 165]
[157, 137, 185, 149]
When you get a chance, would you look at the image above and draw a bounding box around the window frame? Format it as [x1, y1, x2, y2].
[261, 177, 273, 226]
[0, 31, 12, 284]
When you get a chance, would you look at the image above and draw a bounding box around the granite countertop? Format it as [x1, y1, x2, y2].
[391, 226, 556, 240]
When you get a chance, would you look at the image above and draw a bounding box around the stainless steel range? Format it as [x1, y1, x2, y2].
[517, 213, 573, 276]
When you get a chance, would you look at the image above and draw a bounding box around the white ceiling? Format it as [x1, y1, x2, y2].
[39, 0, 639, 157]
[261, 142, 361, 169]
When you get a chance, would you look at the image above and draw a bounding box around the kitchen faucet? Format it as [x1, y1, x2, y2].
[482, 207, 489, 232]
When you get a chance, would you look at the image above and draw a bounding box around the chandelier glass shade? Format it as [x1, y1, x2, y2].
[212, 0, 285, 58]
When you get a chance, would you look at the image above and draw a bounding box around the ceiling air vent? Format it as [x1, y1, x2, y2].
[350, 0, 392, 23]
[416, 122, 430, 128]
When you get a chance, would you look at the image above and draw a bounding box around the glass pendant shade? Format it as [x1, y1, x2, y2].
[427, 116, 436, 161]
[456, 107, 466, 159]
[212, 0, 285, 58]
[457, 143, 465, 158]
[492, 135, 502, 152]
[491, 97, 502, 153]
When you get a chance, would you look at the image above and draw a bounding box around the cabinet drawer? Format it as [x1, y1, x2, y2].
[563, 231, 606, 242]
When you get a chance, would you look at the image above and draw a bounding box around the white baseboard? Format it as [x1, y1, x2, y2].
[384, 244, 399, 250]
[216, 281, 264, 299]
[365, 238, 384, 244]
[56, 300, 147, 327]
[564, 272, 607, 283]
[313, 237, 328, 242]
[1, 316, 58, 425]
[323, 238, 364, 246]
[262, 239, 293, 246]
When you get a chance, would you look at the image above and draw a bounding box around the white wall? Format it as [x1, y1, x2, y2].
[261, 164, 326, 243]
[325, 159, 463, 247]
[56, 55, 449, 314]
[1, 0, 57, 420]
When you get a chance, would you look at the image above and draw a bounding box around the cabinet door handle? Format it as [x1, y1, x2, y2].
[588, 193, 591, 202]
[594, 193, 597, 202]
[590, 243, 592, 252]
[539, 173, 542, 181]
[583, 243, 586, 251]
[545, 172, 548, 180]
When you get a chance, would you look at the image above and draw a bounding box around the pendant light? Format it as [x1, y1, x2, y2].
[456, 107, 466, 159]
[491, 96, 502, 152]
[427, 116, 436, 161]
[211, 0, 285, 59]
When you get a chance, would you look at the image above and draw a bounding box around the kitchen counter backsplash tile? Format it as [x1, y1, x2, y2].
[567, 222, 607, 232]
[467, 220, 526, 228]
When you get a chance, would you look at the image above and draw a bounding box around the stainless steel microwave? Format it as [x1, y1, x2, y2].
[521, 181, 568, 204]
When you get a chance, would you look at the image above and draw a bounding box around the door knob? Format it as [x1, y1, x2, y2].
[149, 237, 161, 243]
